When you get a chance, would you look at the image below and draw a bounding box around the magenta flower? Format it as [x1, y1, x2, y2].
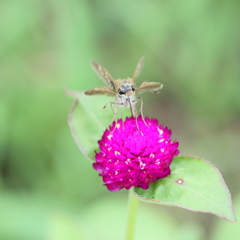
[93, 117, 179, 191]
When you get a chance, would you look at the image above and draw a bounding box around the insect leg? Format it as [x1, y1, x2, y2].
[128, 97, 142, 132]
[120, 108, 125, 131]
[110, 102, 124, 132]
[128, 97, 137, 118]
[132, 97, 148, 127]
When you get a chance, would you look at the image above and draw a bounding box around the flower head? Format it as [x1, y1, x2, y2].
[93, 117, 179, 191]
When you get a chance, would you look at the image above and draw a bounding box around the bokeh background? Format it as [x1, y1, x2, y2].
[0, 0, 240, 239]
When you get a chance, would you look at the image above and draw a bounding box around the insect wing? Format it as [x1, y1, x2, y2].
[84, 86, 116, 96]
[91, 61, 117, 91]
[132, 57, 145, 84]
[135, 82, 163, 94]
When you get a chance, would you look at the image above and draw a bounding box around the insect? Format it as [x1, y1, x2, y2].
[84, 57, 163, 124]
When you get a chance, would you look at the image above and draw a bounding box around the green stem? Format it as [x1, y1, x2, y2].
[125, 187, 139, 240]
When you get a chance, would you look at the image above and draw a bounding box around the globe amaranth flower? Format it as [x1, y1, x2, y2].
[93, 117, 179, 191]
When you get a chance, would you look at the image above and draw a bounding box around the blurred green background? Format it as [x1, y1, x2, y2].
[0, 0, 240, 239]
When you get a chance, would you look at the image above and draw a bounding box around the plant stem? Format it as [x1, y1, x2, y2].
[125, 187, 139, 240]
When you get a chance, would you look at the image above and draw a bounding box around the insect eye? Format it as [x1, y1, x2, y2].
[131, 86, 135, 91]
[118, 90, 125, 95]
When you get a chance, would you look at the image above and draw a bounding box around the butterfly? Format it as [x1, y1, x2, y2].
[84, 57, 163, 121]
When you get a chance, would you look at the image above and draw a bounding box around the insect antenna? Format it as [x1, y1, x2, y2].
[102, 96, 116, 109]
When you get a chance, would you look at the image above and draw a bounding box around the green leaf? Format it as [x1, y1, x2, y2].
[67, 90, 113, 161]
[211, 194, 240, 240]
[134, 156, 236, 222]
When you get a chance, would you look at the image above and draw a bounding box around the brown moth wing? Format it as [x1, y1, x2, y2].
[84, 86, 116, 96]
[91, 61, 117, 91]
[133, 57, 145, 84]
[135, 82, 163, 95]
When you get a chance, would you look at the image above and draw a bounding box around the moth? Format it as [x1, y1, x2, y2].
[84, 57, 163, 120]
